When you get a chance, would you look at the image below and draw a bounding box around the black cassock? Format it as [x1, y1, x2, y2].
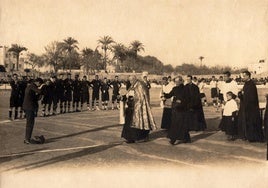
[237, 79, 264, 142]
[164, 85, 190, 142]
[264, 95, 268, 142]
[160, 107, 172, 130]
[184, 83, 207, 131]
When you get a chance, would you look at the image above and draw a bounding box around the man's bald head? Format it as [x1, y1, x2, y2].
[129, 75, 137, 85]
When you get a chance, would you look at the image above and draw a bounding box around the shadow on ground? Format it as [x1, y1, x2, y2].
[5, 142, 122, 172]
[191, 131, 217, 143]
[149, 130, 167, 141]
[0, 148, 49, 164]
[144, 117, 221, 144]
[45, 124, 121, 143]
[205, 117, 221, 131]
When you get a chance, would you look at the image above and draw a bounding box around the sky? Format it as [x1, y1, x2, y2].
[1, 0, 268, 68]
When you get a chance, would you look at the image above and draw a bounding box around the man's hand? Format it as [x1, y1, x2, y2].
[39, 84, 45, 89]
[176, 100, 181, 103]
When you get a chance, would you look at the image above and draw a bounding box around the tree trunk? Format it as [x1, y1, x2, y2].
[54, 62, 58, 73]
[68, 50, 71, 72]
[69, 57, 71, 72]
[132, 58, 136, 72]
[86, 62, 89, 75]
[54, 60, 58, 73]
[104, 50, 107, 71]
[16, 55, 19, 71]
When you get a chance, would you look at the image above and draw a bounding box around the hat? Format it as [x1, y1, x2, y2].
[32, 135, 45, 144]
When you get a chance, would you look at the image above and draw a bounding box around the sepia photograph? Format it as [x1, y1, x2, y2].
[0, 0, 268, 187]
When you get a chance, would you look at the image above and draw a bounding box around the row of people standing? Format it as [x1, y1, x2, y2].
[191, 74, 239, 109]
[197, 74, 238, 109]
[40, 75, 121, 113]
[40, 74, 122, 115]
[8, 74, 123, 120]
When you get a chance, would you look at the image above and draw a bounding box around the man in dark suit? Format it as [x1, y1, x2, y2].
[9, 73, 20, 120]
[72, 74, 81, 112]
[23, 78, 44, 144]
[110, 75, 122, 110]
[80, 75, 91, 110]
[90, 75, 101, 110]
[63, 73, 73, 113]
[56, 74, 65, 114]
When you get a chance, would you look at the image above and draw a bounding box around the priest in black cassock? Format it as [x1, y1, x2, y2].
[164, 76, 190, 145]
[237, 71, 264, 142]
[183, 75, 207, 131]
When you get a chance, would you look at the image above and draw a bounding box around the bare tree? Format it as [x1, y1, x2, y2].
[26, 53, 45, 70]
[43, 41, 63, 73]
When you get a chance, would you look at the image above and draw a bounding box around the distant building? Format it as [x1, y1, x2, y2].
[0, 45, 27, 72]
[0, 46, 7, 66]
[0, 46, 15, 71]
[19, 51, 30, 70]
[0, 46, 54, 73]
[248, 60, 268, 75]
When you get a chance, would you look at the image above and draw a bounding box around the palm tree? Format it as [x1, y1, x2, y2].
[129, 40, 144, 71]
[130, 40, 144, 58]
[8, 44, 27, 71]
[93, 49, 103, 71]
[61, 37, 79, 72]
[112, 43, 128, 71]
[199, 56, 204, 66]
[81, 48, 94, 74]
[97, 35, 114, 71]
